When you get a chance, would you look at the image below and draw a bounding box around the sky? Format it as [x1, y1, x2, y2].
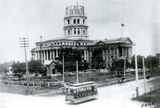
[0, 0, 160, 63]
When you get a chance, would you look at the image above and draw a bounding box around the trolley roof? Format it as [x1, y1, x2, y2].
[67, 81, 96, 89]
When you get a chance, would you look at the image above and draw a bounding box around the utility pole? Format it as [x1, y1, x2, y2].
[20, 38, 29, 95]
[62, 53, 64, 86]
[150, 55, 152, 73]
[134, 35, 139, 97]
[76, 61, 79, 83]
[142, 56, 146, 94]
[124, 57, 126, 77]
[159, 56, 160, 72]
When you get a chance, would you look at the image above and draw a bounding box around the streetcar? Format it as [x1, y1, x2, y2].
[65, 81, 98, 103]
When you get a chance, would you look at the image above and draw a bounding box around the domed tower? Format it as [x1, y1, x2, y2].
[63, 4, 89, 39]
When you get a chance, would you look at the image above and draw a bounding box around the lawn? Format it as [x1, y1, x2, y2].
[0, 69, 159, 96]
[132, 88, 160, 104]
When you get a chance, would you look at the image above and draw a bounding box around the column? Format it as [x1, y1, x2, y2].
[124, 47, 127, 58]
[87, 50, 89, 62]
[108, 49, 110, 61]
[102, 50, 105, 60]
[42, 51, 44, 61]
[76, 28, 78, 35]
[116, 48, 119, 59]
[106, 49, 108, 62]
[37, 51, 39, 60]
[56, 49, 58, 58]
[80, 28, 82, 35]
[84, 50, 86, 60]
[86, 28, 88, 35]
[48, 50, 49, 60]
[105, 49, 108, 68]
[53, 49, 55, 60]
[112, 48, 115, 59]
[50, 50, 52, 60]
[89, 50, 92, 62]
[46, 50, 48, 60]
[35, 52, 37, 60]
[109, 48, 112, 61]
[44, 50, 46, 60]
[124, 47, 126, 58]
[127, 48, 129, 59]
[38, 51, 40, 60]
[126, 47, 128, 58]
[86, 50, 88, 62]
[32, 52, 34, 59]
[129, 47, 132, 59]
[122, 47, 124, 56]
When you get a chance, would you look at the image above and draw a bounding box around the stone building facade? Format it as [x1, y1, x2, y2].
[31, 4, 133, 76]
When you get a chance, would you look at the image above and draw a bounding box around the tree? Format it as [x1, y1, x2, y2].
[55, 48, 89, 73]
[92, 49, 106, 70]
[12, 62, 26, 78]
[12, 60, 45, 78]
[28, 60, 45, 76]
[145, 56, 159, 70]
[110, 58, 130, 73]
[0, 63, 8, 73]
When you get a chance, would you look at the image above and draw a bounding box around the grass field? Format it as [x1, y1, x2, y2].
[0, 69, 159, 96]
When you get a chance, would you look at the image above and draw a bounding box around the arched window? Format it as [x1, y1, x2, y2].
[83, 30, 85, 35]
[78, 28, 80, 35]
[68, 30, 70, 35]
[77, 19, 80, 24]
[83, 19, 85, 24]
[74, 28, 76, 34]
[74, 19, 76, 24]
[68, 19, 70, 24]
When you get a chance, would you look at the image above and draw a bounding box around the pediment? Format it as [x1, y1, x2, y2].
[50, 62, 55, 68]
[124, 38, 133, 44]
[95, 41, 107, 46]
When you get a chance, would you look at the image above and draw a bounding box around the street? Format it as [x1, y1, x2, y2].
[0, 76, 160, 108]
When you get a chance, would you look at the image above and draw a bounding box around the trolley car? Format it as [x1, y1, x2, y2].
[65, 82, 98, 103]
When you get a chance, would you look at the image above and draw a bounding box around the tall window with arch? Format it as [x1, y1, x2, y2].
[68, 30, 70, 35]
[74, 19, 76, 24]
[68, 19, 70, 25]
[83, 19, 85, 24]
[74, 28, 76, 34]
[77, 19, 80, 24]
[78, 28, 80, 35]
[83, 30, 85, 35]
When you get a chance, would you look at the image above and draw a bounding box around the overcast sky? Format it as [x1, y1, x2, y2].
[0, 0, 160, 63]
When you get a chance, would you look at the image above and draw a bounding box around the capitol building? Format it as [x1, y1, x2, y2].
[31, 4, 133, 75]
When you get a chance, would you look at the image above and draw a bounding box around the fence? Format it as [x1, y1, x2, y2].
[1, 80, 62, 87]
